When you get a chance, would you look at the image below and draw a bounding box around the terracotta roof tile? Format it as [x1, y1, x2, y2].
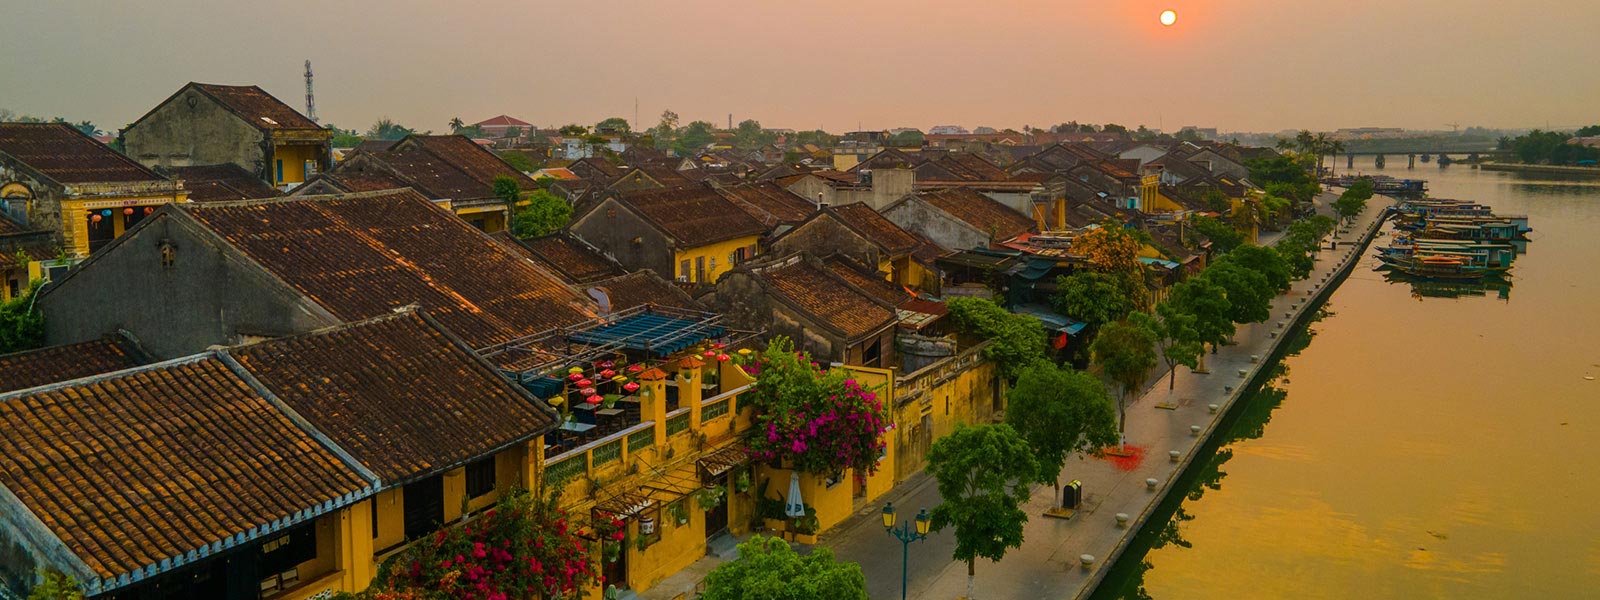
[587, 270, 703, 313]
[231, 311, 556, 482]
[162, 164, 283, 203]
[824, 256, 911, 306]
[615, 185, 767, 247]
[0, 123, 164, 184]
[0, 355, 371, 582]
[0, 338, 143, 394]
[515, 234, 624, 284]
[717, 181, 817, 227]
[916, 188, 1036, 242]
[361, 135, 535, 201]
[193, 83, 321, 131]
[182, 189, 594, 349]
[759, 258, 894, 339]
[828, 203, 919, 256]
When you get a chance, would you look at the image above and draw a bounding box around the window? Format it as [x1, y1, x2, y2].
[709, 257, 717, 275]
[680, 259, 691, 281]
[695, 256, 706, 282]
[304, 159, 319, 177]
[466, 457, 496, 498]
[862, 338, 882, 368]
[370, 498, 379, 539]
[275, 160, 285, 183]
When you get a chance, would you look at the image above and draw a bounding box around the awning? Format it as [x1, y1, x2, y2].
[1012, 304, 1088, 336]
[697, 444, 750, 481]
[567, 312, 727, 357]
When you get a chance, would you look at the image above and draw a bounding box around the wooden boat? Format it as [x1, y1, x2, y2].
[1383, 254, 1499, 281]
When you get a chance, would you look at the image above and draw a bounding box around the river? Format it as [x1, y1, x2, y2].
[1095, 160, 1600, 599]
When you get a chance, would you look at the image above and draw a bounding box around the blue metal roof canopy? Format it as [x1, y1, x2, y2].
[567, 312, 727, 357]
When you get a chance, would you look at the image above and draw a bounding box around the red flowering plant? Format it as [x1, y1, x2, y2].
[741, 336, 888, 478]
[348, 487, 597, 600]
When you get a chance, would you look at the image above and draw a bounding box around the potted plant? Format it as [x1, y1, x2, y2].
[734, 469, 752, 494]
[697, 485, 726, 511]
[669, 501, 690, 526]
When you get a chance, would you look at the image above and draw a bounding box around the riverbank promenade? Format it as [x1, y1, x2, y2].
[824, 192, 1393, 600]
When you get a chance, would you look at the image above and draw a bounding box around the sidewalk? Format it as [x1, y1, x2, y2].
[820, 192, 1391, 600]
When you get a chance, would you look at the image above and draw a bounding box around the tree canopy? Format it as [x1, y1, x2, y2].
[1005, 363, 1117, 497]
[1090, 316, 1158, 441]
[1135, 310, 1202, 391]
[927, 424, 1039, 600]
[1226, 245, 1292, 292]
[1504, 129, 1600, 165]
[1201, 261, 1274, 326]
[509, 190, 572, 239]
[366, 118, 415, 140]
[733, 119, 777, 149]
[1162, 277, 1234, 351]
[674, 121, 716, 156]
[947, 297, 1047, 382]
[595, 117, 631, 135]
[497, 151, 537, 173]
[1191, 216, 1243, 255]
[1051, 271, 1136, 331]
[1247, 155, 1320, 204]
[0, 280, 45, 354]
[701, 536, 867, 600]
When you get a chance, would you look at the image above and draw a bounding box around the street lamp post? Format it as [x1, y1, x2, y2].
[882, 502, 931, 600]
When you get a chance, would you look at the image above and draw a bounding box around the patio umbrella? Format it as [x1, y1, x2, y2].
[784, 472, 806, 518]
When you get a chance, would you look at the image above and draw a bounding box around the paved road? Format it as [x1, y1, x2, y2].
[820, 191, 1390, 600]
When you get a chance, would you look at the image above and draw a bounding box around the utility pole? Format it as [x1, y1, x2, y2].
[304, 60, 317, 124]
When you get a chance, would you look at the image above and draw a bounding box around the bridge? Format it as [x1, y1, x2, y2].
[1337, 149, 1513, 169]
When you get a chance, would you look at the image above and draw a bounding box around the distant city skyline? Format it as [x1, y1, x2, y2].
[2, 0, 1595, 136]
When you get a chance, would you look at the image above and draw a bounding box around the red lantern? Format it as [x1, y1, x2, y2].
[626, 364, 643, 373]
[143, 207, 154, 214]
[623, 382, 640, 393]
[90, 214, 102, 223]
[576, 379, 593, 388]
[703, 350, 716, 358]
[585, 394, 602, 405]
[123, 207, 134, 215]
[567, 372, 585, 382]
[712, 342, 726, 349]
[598, 360, 615, 369]
[580, 387, 597, 396]
[599, 369, 616, 378]
[717, 353, 731, 362]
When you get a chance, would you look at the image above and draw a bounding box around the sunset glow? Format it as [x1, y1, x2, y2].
[1160, 9, 1177, 26]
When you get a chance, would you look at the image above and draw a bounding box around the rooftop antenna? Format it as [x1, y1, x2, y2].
[304, 60, 318, 124]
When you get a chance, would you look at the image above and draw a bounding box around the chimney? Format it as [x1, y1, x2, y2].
[817, 192, 827, 210]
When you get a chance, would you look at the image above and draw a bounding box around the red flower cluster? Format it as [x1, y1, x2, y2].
[366, 490, 596, 599]
[744, 337, 888, 477]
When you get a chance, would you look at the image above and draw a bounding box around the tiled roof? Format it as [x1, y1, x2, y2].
[824, 256, 911, 306]
[231, 311, 556, 482]
[473, 115, 534, 128]
[0, 354, 372, 583]
[0, 123, 165, 184]
[370, 135, 536, 201]
[758, 257, 895, 339]
[614, 185, 767, 247]
[182, 189, 594, 348]
[162, 164, 283, 202]
[587, 270, 703, 312]
[933, 153, 1008, 181]
[916, 188, 1036, 242]
[717, 181, 817, 227]
[301, 170, 412, 194]
[353, 139, 399, 154]
[829, 203, 920, 256]
[192, 83, 321, 131]
[0, 338, 144, 394]
[513, 233, 624, 284]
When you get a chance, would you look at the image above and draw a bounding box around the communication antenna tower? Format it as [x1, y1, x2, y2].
[304, 60, 318, 124]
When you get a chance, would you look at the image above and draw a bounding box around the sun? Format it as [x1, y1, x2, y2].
[1159, 9, 1177, 26]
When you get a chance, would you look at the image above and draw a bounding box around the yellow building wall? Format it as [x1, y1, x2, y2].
[371, 490, 406, 556]
[457, 205, 508, 233]
[278, 503, 378, 600]
[674, 235, 759, 283]
[0, 262, 41, 302]
[60, 191, 188, 257]
[274, 144, 320, 185]
[625, 498, 706, 593]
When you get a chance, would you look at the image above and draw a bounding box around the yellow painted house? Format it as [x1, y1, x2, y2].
[570, 186, 768, 285]
[122, 82, 332, 190]
[0, 123, 188, 260]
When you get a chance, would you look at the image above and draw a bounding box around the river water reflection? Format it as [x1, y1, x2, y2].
[1095, 161, 1600, 598]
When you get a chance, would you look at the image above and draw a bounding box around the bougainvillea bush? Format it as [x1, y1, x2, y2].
[741, 336, 888, 478]
[336, 488, 599, 600]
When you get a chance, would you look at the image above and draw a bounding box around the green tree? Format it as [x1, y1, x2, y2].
[26, 570, 84, 600]
[926, 424, 1039, 600]
[1051, 271, 1136, 330]
[1005, 363, 1118, 505]
[0, 280, 45, 354]
[1202, 260, 1273, 326]
[558, 124, 589, 136]
[701, 535, 866, 600]
[595, 117, 631, 135]
[1090, 316, 1158, 446]
[509, 189, 572, 239]
[888, 129, 925, 148]
[733, 119, 777, 149]
[674, 120, 716, 155]
[1227, 244, 1292, 292]
[1101, 123, 1129, 134]
[1191, 215, 1244, 254]
[1139, 309, 1203, 390]
[492, 174, 522, 206]
[650, 110, 680, 151]
[365, 118, 414, 140]
[497, 151, 537, 173]
[947, 297, 1047, 382]
[453, 124, 485, 138]
[1162, 277, 1233, 370]
[447, 117, 464, 130]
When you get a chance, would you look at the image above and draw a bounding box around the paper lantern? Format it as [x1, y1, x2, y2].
[123, 207, 135, 215]
[576, 379, 593, 388]
[143, 207, 154, 214]
[568, 366, 584, 374]
[623, 382, 640, 393]
[627, 364, 643, 373]
[548, 396, 565, 406]
[712, 342, 725, 349]
[611, 375, 627, 383]
[568, 372, 585, 382]
[599, 369, 616, 378]
[703, 350, 716, 358]
[585, 395, 601, 405]
[580, 387, 597, 396]
[598, 360, 615, 369]
[90, 214, 102, 223]
[717, 353, 731, 362]
[738, 348, 752, 356]
[100, 209, 112, 217]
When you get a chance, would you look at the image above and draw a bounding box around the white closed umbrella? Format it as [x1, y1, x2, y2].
[784, 472, 805, 517]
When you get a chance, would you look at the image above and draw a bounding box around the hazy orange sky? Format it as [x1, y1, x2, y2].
[3, 0, 1596, 134]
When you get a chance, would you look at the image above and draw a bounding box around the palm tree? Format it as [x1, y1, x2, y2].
[1328, 140, 1346, 176]
[448, 117, 465, 132]
[1312, 133, 1330, 175]
[1275, 137, 1295, 151]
